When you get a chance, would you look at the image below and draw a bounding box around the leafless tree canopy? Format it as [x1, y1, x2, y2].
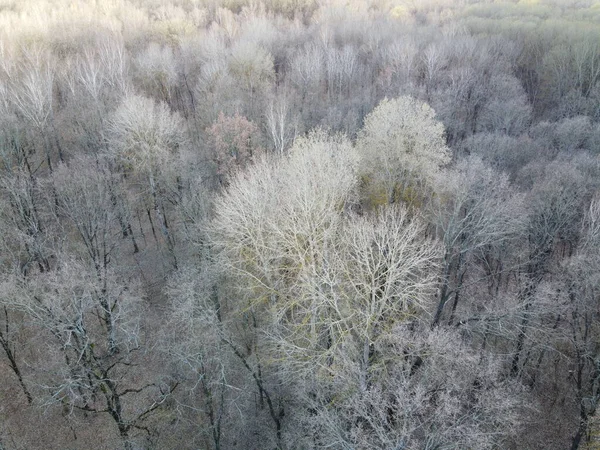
[0, 1, 600, 449]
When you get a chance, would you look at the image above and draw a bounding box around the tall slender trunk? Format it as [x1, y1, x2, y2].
[148, 172, 177, 269]
[510, 300, 531, 377]
[359, 337, 370, 393]
[0, 308, 33, 404]
[432, 255, 454, 327]
[447, 256, 467, 325]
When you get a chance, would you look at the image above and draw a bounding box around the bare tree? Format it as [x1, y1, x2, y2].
[108, 94, 184, 268]
[421, 42, 447, 95]
[0, 256, 176, 450]
[6, 45, 59, 170]
[209, 130, 359, 446]
[164, 266, 229, 450]
[356, 96, 450, 208]
[48, 156, 133, 354]
[380, 38, 418, 92]
[96, 32, 130, 98]
[289, 43, 325, 102]
[9, 47, 54, 132]
[511, 161, 588, 378]
[325, 45, 357, 99]
[0, 168, 50, 274]
[265, 92, 297, 155]
[228, 41, 274, 116]
[0, 305, 32, 404]
[134, 43, 178, 105]
[206, 112, 262, 186]
[561, 200, 600, 449]
[285, 324, 528, 449]
[476, 74, 532, 135]
[429, 157, 525, 327]
[204, 128, 527, 448]
[460, 133, 542, 182]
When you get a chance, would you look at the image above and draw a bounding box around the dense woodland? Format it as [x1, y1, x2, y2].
[1, 0, 600, 448]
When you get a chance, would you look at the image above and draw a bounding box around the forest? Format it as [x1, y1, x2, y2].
[0, 0, 600, 448]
